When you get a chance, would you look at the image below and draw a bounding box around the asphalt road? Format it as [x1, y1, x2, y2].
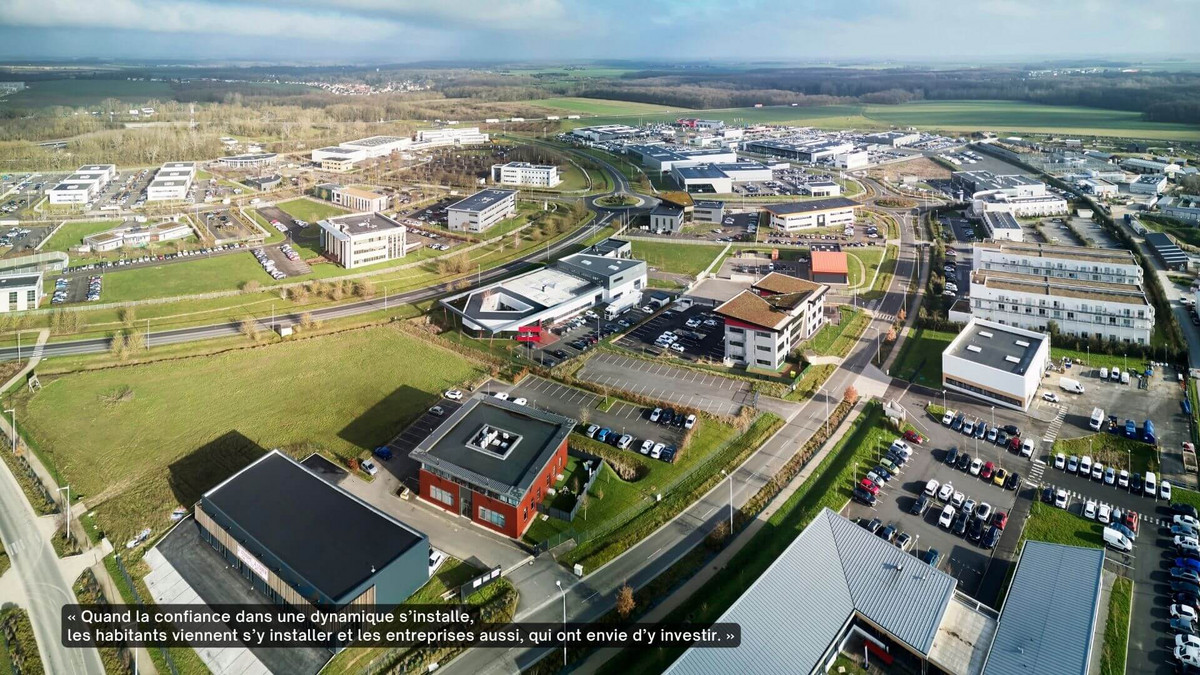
[0, 459, 105, 675]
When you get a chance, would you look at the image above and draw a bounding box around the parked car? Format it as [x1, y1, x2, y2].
[852, 485, 877, 506]
[944, 446, 959, 466]
[360, 459, 378, 476]
[938, 504, 956, 528]
[920, 549, 942, 566]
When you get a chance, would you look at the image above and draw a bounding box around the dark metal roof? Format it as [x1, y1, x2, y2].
[981, 541, 1104, 675]
[201, 451, 427, 603]
[0, 274, 41, 289]
[763, 197, 858, 216]
[946, 320, 1046, 375]
[447, 188, 517, 213]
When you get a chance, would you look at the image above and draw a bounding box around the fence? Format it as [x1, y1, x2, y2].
[536, 450, 604, 523]
[113, 554, 179, 675]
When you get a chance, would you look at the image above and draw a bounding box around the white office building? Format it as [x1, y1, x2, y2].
[981, 212, 1024, 242]
[743, 138, 854, 163]
[764, 197, 858, 232]
[969, 269, 1153, 344]
[0, 272, 42, 313]
[974, 242, 1142, 285]
[626, 145, 739, 173]
[1077, 177, 1117, 197]
[715, 273, 828, 371]
[410, 127, 489, 151]
[317, 212, 406, 269]
[802, 181, 842, 197]
[491, 162, 561, 188]
[146, 161, 196, 202]
[311, 146, 368, 172]
[83, 221, 192, 252]
[942, 318, 1050, 411]
[835, 151, 869, 170]
[863, 131, 921, 147]
[570, 125, 641, 142]
[339, 135, 412, 158]
[446, 189, 518, 233]
[953, 171, 1068, 218]
[47, 164, 117, 205]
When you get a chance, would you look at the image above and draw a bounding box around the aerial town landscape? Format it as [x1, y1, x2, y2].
[1, 2, 1200, 674]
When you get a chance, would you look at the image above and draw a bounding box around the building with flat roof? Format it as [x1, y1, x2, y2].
[48, 164, 117, 205]
[339, 135, 411, 158]
[585, 237, 632, 259]
[863, 131, 921, 147]
[692, 200, 725, 224]
[764, 197, 858, 232]
[1077, 177, 1117, 197]
[626, 145, 739, 173]
[317, 212, 406, 269]
[410, 127, 489, 151]
[716, 273, 828, 370]
[1158, 194, 1200, 224]
[649, 203, 685, 233]
[317, 184, 388, 213]
[803, 180, 842, 197]
[440, 251, 646, 335]
[0, 272, 42, 313]
[970, 268, 1153, 344]
[146, 161, 196, 201]
[570, 124, 641, 142]
[670, 161, 772, 194]
[942, 318, 1050, 410]
[446, 188, 518, 233]
[217, 153, 277, 168]
[981, 211, 1023, 242]
[491, 162, 561, 188]
[953, 171, 1068, 218]
[666, 508, 997, 675]
[743, 138, 855, 163]
[1130, 174, 1167, 195]
[196, 450, 429, 610]
[83, 221, 192, 252]
[312, 146, 368, 172]
[981, 542, 1105, 675]
[410, 394, 574, 538]
[1145, 231, 1189, 271]
[810, 250, 849, 285]
[974, 242, 1141, 285]
[1120, 157, 1180, 175]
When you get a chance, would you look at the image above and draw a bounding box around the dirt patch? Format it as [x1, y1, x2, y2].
[868, 156, 952, 182]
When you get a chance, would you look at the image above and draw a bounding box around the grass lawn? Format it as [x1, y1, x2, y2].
[42, 220, 120, 253]
[631, 241, 723, 277]
[846, 247, 884, 289]
[14, 325, 486, 544]
[804, 306, 869, 358]
[276, 198, 349, 223]
[1048, 346, 1155, 374]
[1102, 576, 1132, 675]
[99, 252, 270, 301]
[1021, 501, 1104, 548]
[530, 97, 690, 116]
[1052, 433, 1159, 475]
[890, 327, 957, 387]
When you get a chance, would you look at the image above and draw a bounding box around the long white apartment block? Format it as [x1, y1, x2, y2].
[974, 241, 1142, 285]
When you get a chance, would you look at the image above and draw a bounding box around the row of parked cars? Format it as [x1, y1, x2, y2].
[279, 243, 301, 263]
[1051, 452, 1171, 500]
[1151, 502, 1200, 669]
[854, 437, 942, 567]
[51, 277, 70, 305]
[584, 422, 677, 463]
[942, 409, 1035, 456]
[252, 247, 286, 280]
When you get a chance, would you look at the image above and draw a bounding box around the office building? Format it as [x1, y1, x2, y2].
[969, 269, 1153, 344]
[146, 161, 196, 201]
[942, 318, 1050, 411]
[835, 151, 869, 170]
[1129, 174, 1167, 195]
[83, 221, 192, 252]
[446, 189, 518, 233]
[441, 249, 647, 335]
[317, 212, 406, 269]
[570, 124, 641, 142]
[312, 146, 368, 172]
[974, 242, 1141, 285]
[743, 138, 854, 163]
[1077, 177, 1117, 197]
[0, 272, 42, 313]
[217, 153, 277, 169]
[339, 135, 412, 158]
[316, 184, 389, 213]
[715, 273, 828, 370]
[410, 394, 574, 538]
[981, 212, 1024, 242]
[626, 145, 739, 173]
[954, 171, 1068, 218]
[863, 131, 921, 147]
[47, 164, 117, 205]
[649, 203, 685, 233]
[666, 508, 996, 675]
[196, 450, 429, 610]
[692, 200, 725, 224]
[764, 197, 858, 232]
[671, 161, 773, 193]
[410, 127, 489, 151]
[803, 180, 842, 197]
[1157, 194, 1200, 224]
[491, 162, 561, 188]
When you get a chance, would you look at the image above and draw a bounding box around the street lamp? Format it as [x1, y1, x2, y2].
[720, 469, 733, 532]
[555, 580, 567, 667]
[58, 485, 72, 543]
[990, 405, 995, 432]
[4, 408, 13, 454]
[818, 387, 830, 436]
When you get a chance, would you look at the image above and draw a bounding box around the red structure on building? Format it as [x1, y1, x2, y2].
[409, 394, 574, 538]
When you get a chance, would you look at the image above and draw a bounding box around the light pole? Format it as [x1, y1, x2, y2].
[383, 285, 388, 311]
[818, 387, 830, 436]
[58, 485, 72, 543]
[555, 580, 566, 667]
[721, 469, 733, 532]
[4, 408, 13, 454]
[942, 390, 947, 413]
[990, 405, 995, 432]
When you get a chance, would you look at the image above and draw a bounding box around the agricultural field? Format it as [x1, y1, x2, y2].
[631, 240, 723, 277]
[14, 325, 486, 543]
[276, 198, 349, 224]
[41, 220, 120, 253]
[0, 79, 175, 109]
[530, 97, 690, 116]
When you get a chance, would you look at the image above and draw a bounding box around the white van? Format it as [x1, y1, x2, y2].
[1121, 371, 1131, 385]
[1089, 407, 1105, 431]
[1103, 526, 1133, 552]
[1100, 367, 1109, 380]
[1079, 455, 1092, 475]
[1145, 471, 1158, 497]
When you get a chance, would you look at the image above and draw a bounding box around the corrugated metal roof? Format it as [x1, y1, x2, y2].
[666, 509, 958, 675]
[981, 541, 1105, 675]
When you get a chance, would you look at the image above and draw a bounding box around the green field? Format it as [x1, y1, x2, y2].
[890, 327, 957, 387]
[1021, 501, 1104, 548]
[0, 79, 175, 109]
[804, 307, 870, 358]
[531, 97, 690, 116]
[15, 325, 485, 543]
[99, 253, 269, 301]
[276, 198, 349, 224]
[1102, 576, 1133, 675]
[631, 241, 723, 277]
[1052, 433, 1159, 475]
[42, 220, 121, 253]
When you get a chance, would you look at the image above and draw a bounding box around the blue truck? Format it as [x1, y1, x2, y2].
[1143, 420, 1157, 445]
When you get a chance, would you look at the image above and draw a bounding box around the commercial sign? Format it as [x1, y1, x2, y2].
[236, 544, 270, 582]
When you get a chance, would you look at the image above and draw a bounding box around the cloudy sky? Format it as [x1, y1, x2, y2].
[0, 0, 1195, 63]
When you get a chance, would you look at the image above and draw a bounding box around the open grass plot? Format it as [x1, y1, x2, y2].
[531, 97, 690, 116]
[42, 220, 121, 253]
[631, 241, 723, 277]
[1020, 500, 1104, 549]
[890, 327, 957, 387]
[99, 253, 270, 302]
[276, 198, 349, 224]
[1052, 433, 1160, 475]
[15, 325, 485, 544]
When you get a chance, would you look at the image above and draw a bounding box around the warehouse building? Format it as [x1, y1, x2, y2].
[974, 242, 1141, 285]
[626, 145, 739, 173]
[446, 189, 518, 233]
[863, 131, 921, 147]
[217, 153, 277, 169]
[441, 250, 647, 335]
[570, 124, 641, 142]
[671, 161, 773, 193]
[970, 268, 1153, 344]
[48, 164, 117, 205]
[835, 151, 869, 170]
[0, 272, 42, 313]
[666, 508, 996, 675]
[491, 162, 561, 188]
[716, 273, 828, 370]
[196, 450, 430, 610]
[1145, 231, 1189, 271]
[1120, 157, 1180, 175]
[339, 135, 412, 158]
[809, 250, 849, 285]
[242, 174, 281, 191]
[1157, 194, 1200, 224]
[315, 184, 389, 213]
[312, 146, 367, 172]
[803, 180, 842, 197]
[317, 212, 406, 269]
[743, 138, 854, 163]
[83, 221, 192, 252]
[1077, 177, 1117, 197]
[410, 394, 574, 538]
[1129, 174, 1167, 195]
[146, 161, 196, 202]
[981, 542, 1105, 675]
[409, 127, 489, 151]
[692, 200, 725, 224]
[980, 211, 1023, 242]
[764, 197, 858, 232]
[942, 318, 1050, 411]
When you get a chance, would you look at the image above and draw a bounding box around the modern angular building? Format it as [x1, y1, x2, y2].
[491, 162, 561, 188]
[446, 189, 518, 233]
[317, 212, 406, 269]
[941, 318, 1050, 410]
[146, 161, 196, 202]
[764, 197, 858, 232]
[716, 272, 828, 370]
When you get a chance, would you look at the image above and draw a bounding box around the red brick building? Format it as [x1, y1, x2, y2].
[409, 394, 574, 538]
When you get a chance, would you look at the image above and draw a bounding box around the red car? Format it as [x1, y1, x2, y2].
[1123, 510, 1139, 535]
[860, 478, 880, 495]
[980, 461, 995, 480]
[903, 430, 924, 445]
[992, 511, 1009, 530]
[1008, 436, 1022, 452]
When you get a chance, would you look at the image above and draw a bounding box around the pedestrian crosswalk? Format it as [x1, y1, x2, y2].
[875, 312, 896, 324]
[29, 343, 43, 361]
[1041, 404, 1067, 445]
[1026, 458, 1046, 487]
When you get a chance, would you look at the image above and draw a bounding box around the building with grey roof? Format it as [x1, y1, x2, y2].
[317, 212, 406, 269]
[0, 271, 42, 313]
[981, 212, 1023, 242]
[446, 188, 518, 233]
[1158, 194, 1200, 224]
[1145, 231, 1189, 271]
[981, 542, 1105, 675]
[942, 318, 1050, 410]
[666, 509, 997, 675]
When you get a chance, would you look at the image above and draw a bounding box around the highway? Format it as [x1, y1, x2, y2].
[442, 177, 927, 674]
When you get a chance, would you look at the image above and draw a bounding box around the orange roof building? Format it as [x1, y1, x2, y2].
[810, 250, 849, 284]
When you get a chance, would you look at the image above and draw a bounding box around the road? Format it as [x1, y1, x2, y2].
[0, 457, 105, 675]
[442, 175, 927, 674]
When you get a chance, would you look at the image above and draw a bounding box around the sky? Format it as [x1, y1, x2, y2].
[0, 0, 1197, 64]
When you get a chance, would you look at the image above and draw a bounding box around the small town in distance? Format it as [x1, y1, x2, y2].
[0, 3, 1199, 675]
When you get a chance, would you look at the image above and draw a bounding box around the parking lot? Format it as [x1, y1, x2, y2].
[0, 223, 52, 256]
[616, 304, 725, 363]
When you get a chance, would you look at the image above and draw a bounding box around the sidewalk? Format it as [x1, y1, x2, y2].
[91, 560, 160, 675]
[0, 329, 67, 509]
[572, 398, 869, 674]
[881, 223, 930, 374]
